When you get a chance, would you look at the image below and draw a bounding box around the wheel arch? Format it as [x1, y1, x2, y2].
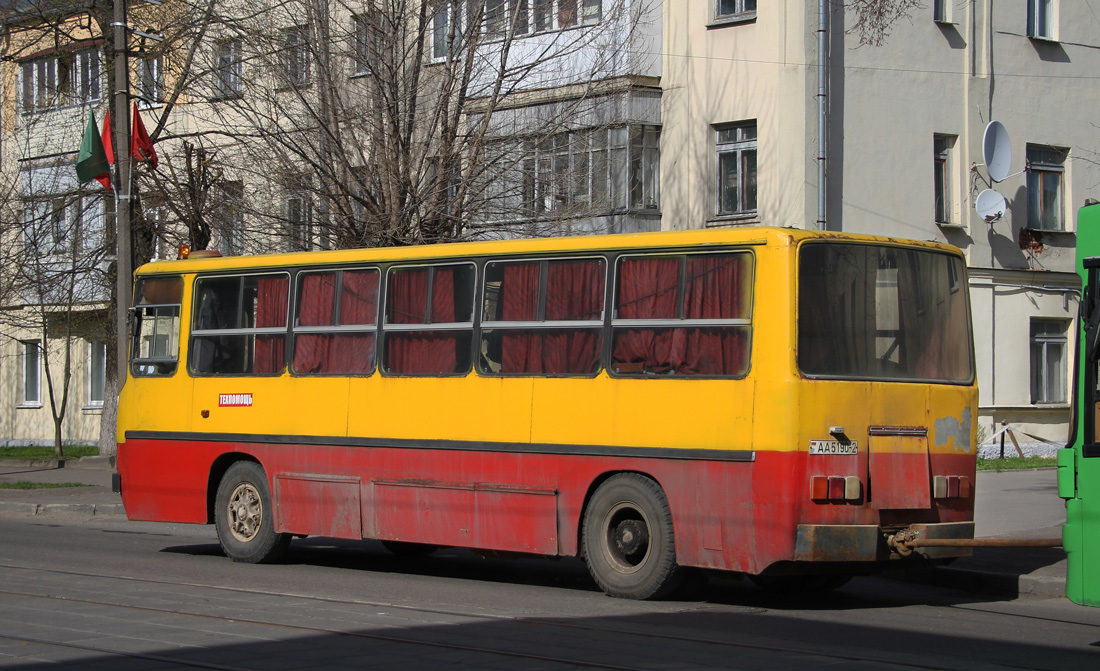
[206, 453, 263, 524]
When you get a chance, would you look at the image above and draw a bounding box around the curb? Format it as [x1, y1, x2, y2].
[0, 501, 125, 517]
[0, 456, 116, 470]
[892, 565, 1066, 600]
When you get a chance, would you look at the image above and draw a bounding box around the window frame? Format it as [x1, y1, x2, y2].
[131, 276, 184, 377]
[933, 0, 952, 24]
[715, 120, 758, 220]
[933, 134, 956, 226]
[280, 25, 311, 88]
[87, 339, 106, 407]
[1026, 144, 1067, 232]
[609, 250, 755, 379]
[188, 272, 292, 377]
[214, 39, 243, 99]
[20, 340, 42, 407]
[713, 0, 757, 25]
[381, 261, 477, 376]
[137, 55, 164, 109]
[478, 255, 608, 377]
[1030, 318, 1068, 404]
[291, 267, 381, 376]
[20, 47, 100, 114]
[1027, 0, 1056, 41]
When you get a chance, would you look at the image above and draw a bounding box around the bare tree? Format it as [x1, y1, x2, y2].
[154, 0, 660, 254]
[843, 0, 924, 47]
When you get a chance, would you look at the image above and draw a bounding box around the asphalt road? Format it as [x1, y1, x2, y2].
[1, 511, 1099, 670]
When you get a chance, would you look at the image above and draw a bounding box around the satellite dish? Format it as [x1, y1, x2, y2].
[983, 121, 1012, 183]
[975, 189, 1007, 223]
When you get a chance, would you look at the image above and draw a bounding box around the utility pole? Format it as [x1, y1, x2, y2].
[111, 0, 132, 385]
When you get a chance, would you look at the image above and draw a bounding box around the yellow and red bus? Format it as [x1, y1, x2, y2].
[115, 226, 977, 599]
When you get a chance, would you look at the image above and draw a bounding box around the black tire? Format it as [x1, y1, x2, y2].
[381, 540, 440, 556]
[582, 473, 684, 600]
[215, 461, 291, 564]
[748, 573, 852, 593]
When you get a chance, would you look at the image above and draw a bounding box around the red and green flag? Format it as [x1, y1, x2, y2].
[76, 110, 111, 191]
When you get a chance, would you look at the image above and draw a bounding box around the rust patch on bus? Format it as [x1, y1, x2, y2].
[934, 407, 973, 453]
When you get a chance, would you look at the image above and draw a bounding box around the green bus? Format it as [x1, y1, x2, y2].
[1064, 201, 1100, 606]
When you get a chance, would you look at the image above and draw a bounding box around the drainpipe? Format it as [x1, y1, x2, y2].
[816, 0, 828, 230]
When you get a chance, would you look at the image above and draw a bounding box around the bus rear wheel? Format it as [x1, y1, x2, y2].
[582, 474, 684, 600]
[215, 461, 290, 564]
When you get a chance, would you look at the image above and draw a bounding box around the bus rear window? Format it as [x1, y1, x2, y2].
[131, 277, 183, 377]
[798, 243, 973, 382]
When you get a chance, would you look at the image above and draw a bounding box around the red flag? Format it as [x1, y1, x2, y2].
[101, 109, 114, 165]
[130, 103, 158, 168]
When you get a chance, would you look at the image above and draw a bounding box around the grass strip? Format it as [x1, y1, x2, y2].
[0, 481, 90, 490]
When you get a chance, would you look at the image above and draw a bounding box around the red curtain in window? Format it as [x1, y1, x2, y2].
[500, 261, 602, 374]
[254, 277, 288, 374]
[293, 273, 336, 373]
[681, 254, 748, 375]
[613, 257, 682, 373]
[387, 267, 459, 374]
[501, 263, 541, 373]
[542, 260, 602, 373]
[330, 270, 379, 374]
[613, 255, 749, 376]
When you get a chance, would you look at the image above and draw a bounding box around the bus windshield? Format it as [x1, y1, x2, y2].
[798, 243, 973, 383]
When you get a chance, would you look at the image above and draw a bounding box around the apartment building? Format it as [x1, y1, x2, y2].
[661, 0, 1100, 447]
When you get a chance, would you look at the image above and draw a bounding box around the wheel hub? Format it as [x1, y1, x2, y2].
[614, 519, 649, 559]
[228, 483, 262, 543]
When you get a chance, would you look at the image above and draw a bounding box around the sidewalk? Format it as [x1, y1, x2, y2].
[0, 459, 1069, 600]
[0, 456, 123, 517]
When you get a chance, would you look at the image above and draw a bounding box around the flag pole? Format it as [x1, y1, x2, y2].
[112, 0, 132, 388]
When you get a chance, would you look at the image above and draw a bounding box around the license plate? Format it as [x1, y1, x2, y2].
[809, 440, 858, 455]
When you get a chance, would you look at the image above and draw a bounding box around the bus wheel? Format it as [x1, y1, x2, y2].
[582, 474, 684, 600]
[381, 541, 439, 556]
[215, 462, 290, 564]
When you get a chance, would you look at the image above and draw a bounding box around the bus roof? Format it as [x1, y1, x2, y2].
[135, 226, 963, 277]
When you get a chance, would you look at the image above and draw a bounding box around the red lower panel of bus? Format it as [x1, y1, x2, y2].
[117, 438, 974, 574]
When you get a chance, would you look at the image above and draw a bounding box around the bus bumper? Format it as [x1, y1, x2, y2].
[794, 522, 975, 562]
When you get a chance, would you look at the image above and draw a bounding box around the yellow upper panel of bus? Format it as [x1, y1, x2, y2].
[135, 227, 964, 277]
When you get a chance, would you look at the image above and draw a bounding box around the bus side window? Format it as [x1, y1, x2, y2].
[611, 252, 753, 377]
[131, 277, 183, 377]
[382, 263, 475, 376]
[479, 257, 605, 376]
[292, 268, 380, 375]
[190, 274, 289, 375]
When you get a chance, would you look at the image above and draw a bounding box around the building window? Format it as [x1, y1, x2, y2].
[214, 40, 243, 99]
[715, 0, 757, 22]
[716, 121, 758, 218]
[1031, 319, 1067, 404]
[352, 13, 377, 76]
[87, 340, 106, 406]
[137, 55, 163, 108]
[1027, 0, 1055, 40]
[24, 194, 93, 256]
[934, 134, 955, 225]
[1026, 144, 1066, 231]
[432, 2, 465, 61]
[281, 26, 310, 87]
[528, 0, 599, 32]
[20, 48, 100, 113]
[933, 0, 950, 23]
[520, 125, 659, 217]
[21, 341, 41, 406]
[286, 191, 313, 251]
[215, 181, 244, 256]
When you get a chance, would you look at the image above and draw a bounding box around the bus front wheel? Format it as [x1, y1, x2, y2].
[582, 474, 684, 599]
[215, 461, 290, 564]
